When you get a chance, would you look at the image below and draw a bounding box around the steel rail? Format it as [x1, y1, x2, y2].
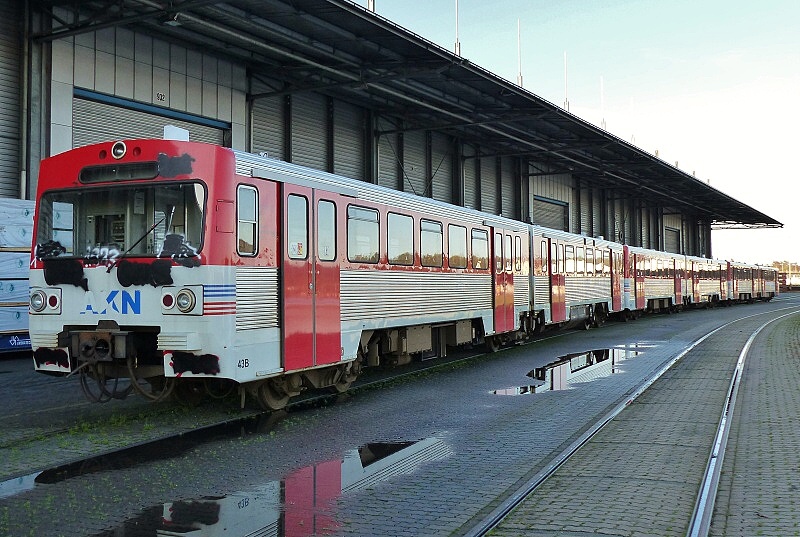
[686, 308, 800, 537]
[463, 305, 800, 537]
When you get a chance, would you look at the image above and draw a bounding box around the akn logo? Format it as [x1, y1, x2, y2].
[82, 290, 141, 315]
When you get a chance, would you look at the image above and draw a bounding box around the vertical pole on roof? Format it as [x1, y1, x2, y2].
[367, 0, 375, 12]
[455, 0, 461, 55]
[563, 51, 569, 111]
[516, 19, 523, 86]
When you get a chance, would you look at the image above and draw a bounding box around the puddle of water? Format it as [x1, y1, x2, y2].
[0, 411, 290, 499]
[493, 348, 642, 396]
[92, 438, 450, 536]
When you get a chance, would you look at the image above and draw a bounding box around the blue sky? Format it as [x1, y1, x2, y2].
[353, 0, 799, 264]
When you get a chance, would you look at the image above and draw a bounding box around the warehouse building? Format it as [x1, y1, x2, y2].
[3, 0, 781, 259]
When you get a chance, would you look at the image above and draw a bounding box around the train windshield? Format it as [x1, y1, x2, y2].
[35, 182, 205, 260]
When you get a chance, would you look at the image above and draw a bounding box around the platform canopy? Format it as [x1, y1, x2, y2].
[30, 0, 782, 229]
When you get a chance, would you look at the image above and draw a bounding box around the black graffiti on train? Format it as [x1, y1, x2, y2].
[170, 351, 221, 376]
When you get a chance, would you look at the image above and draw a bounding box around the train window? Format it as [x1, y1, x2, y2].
[558, 244, 564, 274]
[421, 219, 443, 267]
[347, 205, 379, 263]
[471, 229, 489, 269]
[493, 233, 503, 272]
[448, 224, 468, 269]
[317, 200, 336, 262]
[541, 241, 548, 275]
[237, 185, 258, 256]
[565, 245, 575, 275]
[657, 259, 663, 278]
[388, 213, 414, 265]
[287, 194, 308, 260]
[515, 236, 522, 272]
[576, 247, 585, 275]
[604, 251, 611, 275]
[504, 234, 513, 272]
[586, 249, 594, 276]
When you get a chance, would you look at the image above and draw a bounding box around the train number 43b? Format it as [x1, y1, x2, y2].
[237, 359, 250, 368]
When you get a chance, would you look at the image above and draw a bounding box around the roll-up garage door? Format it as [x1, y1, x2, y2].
[500, 156, 515, 218]
[333, 100, 364, 181]
[251, 83, 285, 160]
[431, 132, 453, 203]
[480, 157, 498, 215]
[291, 92, 327, 171]
[580, 188, 591, 234]
[665, 227, 680, 253]
[73, 98, 225, 148]
[0, 1, 20, 197]
[533, 197, 568, 231]
[378, 132, 399, 190]
[463, 146, 479, 210]
[403, 130, 425, 196]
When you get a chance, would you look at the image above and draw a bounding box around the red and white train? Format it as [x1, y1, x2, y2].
[28, 138, 778, 409]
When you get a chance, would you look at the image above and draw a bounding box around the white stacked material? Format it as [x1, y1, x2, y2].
[0, 198, 34, 248]
[0, 280, 28, 304]
[0, 251, 29, 278]
[0, 307, 27, 333]
[0, 198, 34, 342]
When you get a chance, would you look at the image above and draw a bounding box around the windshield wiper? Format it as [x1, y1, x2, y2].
[106, 215, 166, 273]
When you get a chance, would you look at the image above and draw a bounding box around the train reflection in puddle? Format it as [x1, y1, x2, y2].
[493, 347, 643, 396]
[94, 437, 451, 537]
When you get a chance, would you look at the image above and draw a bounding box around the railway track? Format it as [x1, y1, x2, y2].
[462, 305, 800, 537]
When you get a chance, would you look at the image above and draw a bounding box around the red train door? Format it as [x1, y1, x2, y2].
[611, 250, 622, 311]
[550, 240, 566, 322]
[492, 229, 515, 333]
[282, 184, 342, 371]
[674, 259, 683, 305]
[634, 255, 646, 309]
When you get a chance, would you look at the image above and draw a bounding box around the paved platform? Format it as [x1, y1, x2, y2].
[492, 309, 800, 537]
[0, 299, 798, 537]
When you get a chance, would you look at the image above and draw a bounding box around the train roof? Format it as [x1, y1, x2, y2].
[32, 0, 782, 231]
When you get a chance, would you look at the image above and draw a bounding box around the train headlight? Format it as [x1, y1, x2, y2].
[111, 141, 127, 159]
[176, 289, 196, 313]
[30, 290, 46, 312]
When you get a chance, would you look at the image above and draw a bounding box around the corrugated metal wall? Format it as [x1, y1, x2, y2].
[72, 98, 224, 147]
[593, 189, 603, 237]
[333, 100, 364, 181]
[431, 132, 453, 203]
[530, 170, 573, 231]
[532, 197, 568, 231]
[377, 133, 399, 190]
[0, 1, 19, 197]
[480, 157, 498, 214]
[500, 156, 515, 218]
[251, 81, 285, 160]
[403, 129, 426, 196]
[290, 92, 327, 170]
[641, 205, 651, 248]
[463, 145, 479, 210]
[579, 186, 591, 235]
[665, 227, 680, 253]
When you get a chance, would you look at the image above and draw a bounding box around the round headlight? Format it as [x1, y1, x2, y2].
[30, 291, 46, 312]
[176, 289, 196, 313]
[111, 141, 127, 159]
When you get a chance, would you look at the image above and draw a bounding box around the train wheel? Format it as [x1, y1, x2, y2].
[485, 335, 500, 353]
[256, 380, 290, 411]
